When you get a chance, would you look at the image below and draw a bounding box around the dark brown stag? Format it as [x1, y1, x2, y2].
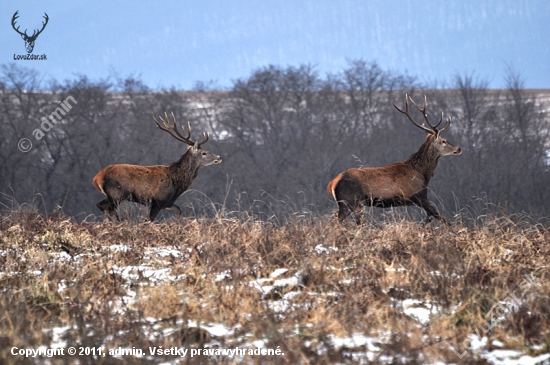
[93, 113, 221, 221]
[327, 94, 461, 224]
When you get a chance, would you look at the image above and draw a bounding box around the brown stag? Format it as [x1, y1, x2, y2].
[327, 94, 461, 225]
[93, 113, 222, 221]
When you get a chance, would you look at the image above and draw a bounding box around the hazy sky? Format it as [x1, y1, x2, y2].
[2, 0, 549, 89]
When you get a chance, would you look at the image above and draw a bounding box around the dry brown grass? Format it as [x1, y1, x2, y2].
[0, 209, 549, 364]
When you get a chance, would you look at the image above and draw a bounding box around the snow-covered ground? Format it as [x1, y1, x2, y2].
[3, 241, 548, 364]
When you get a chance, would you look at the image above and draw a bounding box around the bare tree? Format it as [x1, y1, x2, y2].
[1, 62, 548, 219]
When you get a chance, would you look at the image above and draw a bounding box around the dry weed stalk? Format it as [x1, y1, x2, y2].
[0, 210, 548, 364]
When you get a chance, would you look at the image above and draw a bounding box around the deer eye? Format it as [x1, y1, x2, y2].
[202, 152, 207, 156]
[441, 140, 446, 145]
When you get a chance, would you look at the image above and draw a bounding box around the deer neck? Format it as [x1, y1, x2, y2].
[406, 137, 440, 182]
[170, 150, 201, 190]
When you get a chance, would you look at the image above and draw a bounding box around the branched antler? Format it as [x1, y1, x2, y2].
[153, 112, 209, 147]
[392, 94, 451, 136]
[12, 11, 49, 53]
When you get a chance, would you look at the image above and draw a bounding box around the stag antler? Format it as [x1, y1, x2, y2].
[12, 11, 49, 53]
[392, 94, 451, 136]
[11, 11, 25, 37]
[12, 11, 49, 39]
[33, 12, 49, 38]
[153, 112, 209, 147]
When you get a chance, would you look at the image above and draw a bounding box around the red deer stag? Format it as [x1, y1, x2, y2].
[93, 113, 222, 221]
[327, 94, 461, 225]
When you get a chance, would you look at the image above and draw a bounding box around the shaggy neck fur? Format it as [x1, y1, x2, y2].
[406, 135, 440, 182]
[169, 150, 201, 193]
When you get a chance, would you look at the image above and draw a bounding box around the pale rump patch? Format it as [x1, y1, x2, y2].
[327, 174, 343, 200]
[92, 171, 106, 196]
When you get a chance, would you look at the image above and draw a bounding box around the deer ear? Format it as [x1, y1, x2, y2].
[193, 141, 200, 149]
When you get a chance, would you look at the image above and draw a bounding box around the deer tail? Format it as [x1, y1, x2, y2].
[327, 174, 342, 201]
[93, 170, 107, 196]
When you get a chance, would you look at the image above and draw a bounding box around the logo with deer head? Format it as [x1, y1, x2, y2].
[11, 11, 49, 54]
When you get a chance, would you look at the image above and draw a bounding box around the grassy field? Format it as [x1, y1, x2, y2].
[1, 209, 549, 364]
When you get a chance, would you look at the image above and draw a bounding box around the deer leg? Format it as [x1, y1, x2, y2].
[417, 197, 447, 225]
[97, 198, 120, 221]
[149, 205, 162, 222]
[352, 202, 365, 225]
[165, 204, 182, 218]
[353, 209, 364, 225]
[337, 201, 352, 223]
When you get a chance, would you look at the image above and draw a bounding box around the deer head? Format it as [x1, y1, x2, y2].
[392, 94, 461, 157]
[153, 112, 222, 167]
[12, 11, 49, 54]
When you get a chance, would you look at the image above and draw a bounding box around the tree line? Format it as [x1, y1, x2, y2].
[1, 61, 549, 221]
